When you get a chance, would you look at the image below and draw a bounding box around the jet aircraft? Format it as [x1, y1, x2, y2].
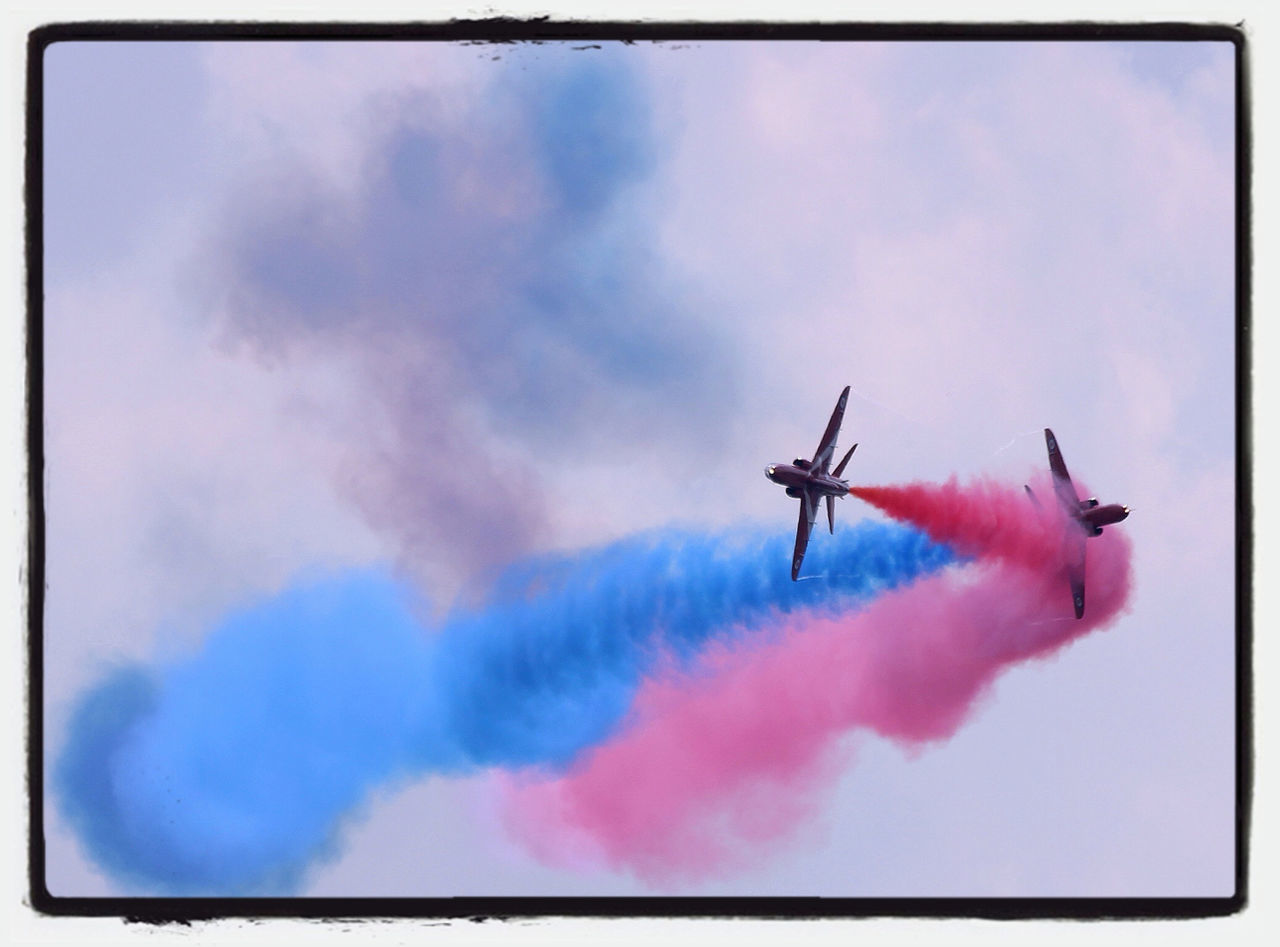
[765, 386, 857, 580]
[1024, 428, 1130, 619]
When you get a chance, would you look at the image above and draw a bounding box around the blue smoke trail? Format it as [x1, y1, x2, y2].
[55, 521, 955, 894]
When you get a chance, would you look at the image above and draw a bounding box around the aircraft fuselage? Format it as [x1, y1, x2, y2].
[765, 463, 850, 498]
[1079, 502, 1130, 531]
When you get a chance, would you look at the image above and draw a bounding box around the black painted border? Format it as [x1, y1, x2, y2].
[24, 17, 1251, 923]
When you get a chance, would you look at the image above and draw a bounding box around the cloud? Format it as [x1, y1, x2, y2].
[42, 42, 213, 283]
[43, 39, 1236, 898]
[642, 41, 1234, 463]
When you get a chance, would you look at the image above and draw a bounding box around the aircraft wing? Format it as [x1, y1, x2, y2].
[1044, 428, 1081, 512]
[1065, 525, 1087, 619]
[812, 386, 851, 474]
[792, 490, 818, 580]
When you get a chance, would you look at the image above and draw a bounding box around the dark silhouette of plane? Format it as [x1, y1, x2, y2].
[1025, 428, 1129, 619]
[765, 386, 856, 580]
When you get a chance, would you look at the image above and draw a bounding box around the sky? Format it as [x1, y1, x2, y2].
[36, 33, 1239, 902]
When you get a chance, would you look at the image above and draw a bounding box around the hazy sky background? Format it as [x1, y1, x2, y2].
[40, 34, 1237, 899]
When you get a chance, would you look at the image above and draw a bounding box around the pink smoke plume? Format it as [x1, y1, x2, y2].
[852, 476, 1072, 572]
[497, 477, 1133, 885]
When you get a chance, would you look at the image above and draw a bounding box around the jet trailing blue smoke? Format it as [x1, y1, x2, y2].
[55, 521, 955, 894]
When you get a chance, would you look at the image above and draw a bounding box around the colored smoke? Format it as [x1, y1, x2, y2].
[54, 520, 953, 894]
[213, 52, 737, 588]
[500, 477, 1133, 883]
[850, 476, 1068, 571]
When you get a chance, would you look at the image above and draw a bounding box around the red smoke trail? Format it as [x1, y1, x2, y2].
[850, 476, 1073, 572]
[498, 477, 1133, 884]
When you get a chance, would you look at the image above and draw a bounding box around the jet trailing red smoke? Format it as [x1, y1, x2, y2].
[499, 476, 1133, 884]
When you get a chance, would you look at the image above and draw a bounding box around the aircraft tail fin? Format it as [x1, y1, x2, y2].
[832, 443, 857, 478]
[1024, 484, 1043, 511]
[826, 495, 836, 534]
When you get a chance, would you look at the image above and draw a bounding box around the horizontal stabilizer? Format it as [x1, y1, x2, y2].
[832, 443, 857, 478]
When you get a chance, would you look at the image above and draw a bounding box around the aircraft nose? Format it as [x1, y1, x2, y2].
[765, 464, 776, 481]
